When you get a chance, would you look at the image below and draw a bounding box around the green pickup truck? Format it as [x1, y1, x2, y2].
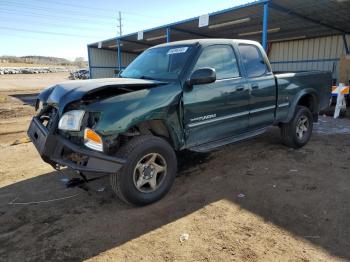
[28, 39, 331, 205]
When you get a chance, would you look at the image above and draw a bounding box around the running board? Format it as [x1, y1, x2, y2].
[188, 128, 267, 153]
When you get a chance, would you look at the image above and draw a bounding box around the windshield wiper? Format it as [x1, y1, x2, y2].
[139, 75, 155, 80]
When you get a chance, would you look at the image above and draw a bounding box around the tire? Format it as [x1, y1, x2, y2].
[280, 106, 313, 149]
[110, 135, 177, 206]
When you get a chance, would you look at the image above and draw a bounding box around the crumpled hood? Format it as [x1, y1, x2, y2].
[38, 77, 166, 114]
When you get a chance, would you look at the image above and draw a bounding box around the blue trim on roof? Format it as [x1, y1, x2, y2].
[270, 58, 340, 64]
[88, 0, 269, 46]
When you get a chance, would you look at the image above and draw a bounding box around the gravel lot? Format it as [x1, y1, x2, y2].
[0, 73, 350, 262]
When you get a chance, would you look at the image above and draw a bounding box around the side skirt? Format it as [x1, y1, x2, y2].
[187, 128, 267, 153]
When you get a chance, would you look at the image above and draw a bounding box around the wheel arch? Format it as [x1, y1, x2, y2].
[123, 119, 183, 150]
[285, 89, 319, 123]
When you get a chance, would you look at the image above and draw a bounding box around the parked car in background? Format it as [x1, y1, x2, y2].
[69, 69, 89, 80]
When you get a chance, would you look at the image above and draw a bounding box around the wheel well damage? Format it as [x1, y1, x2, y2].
[106, 120, 173, 154]
[135, 120, 170, 139]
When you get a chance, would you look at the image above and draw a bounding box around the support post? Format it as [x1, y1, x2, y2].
[87, 46, 92, 79]
[166, 27, 171, 43]
[343, 34, 350, 55]
[117, 39, 122, 72]
[262, 2, 269, 51]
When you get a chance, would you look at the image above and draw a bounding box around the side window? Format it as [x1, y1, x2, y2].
[238, 44, 269, 78]
[194, 45, 240, 80]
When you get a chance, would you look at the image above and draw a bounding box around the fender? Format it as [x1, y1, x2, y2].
[122, 114, 185, 150]
[85, 83, 185, 149]
[284, 88, 319, 123]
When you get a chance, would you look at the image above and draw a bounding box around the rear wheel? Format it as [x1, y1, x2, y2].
[110, 135, 177, 206]
[280, 106, 313, 148]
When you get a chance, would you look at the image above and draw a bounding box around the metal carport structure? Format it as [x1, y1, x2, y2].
[88, 0, 350, 80]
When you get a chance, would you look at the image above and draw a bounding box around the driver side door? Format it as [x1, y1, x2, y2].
[183, 44, 249, 148]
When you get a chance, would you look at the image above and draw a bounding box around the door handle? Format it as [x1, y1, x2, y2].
[236, 86, 244, 91]
[251, 84, 259, 90]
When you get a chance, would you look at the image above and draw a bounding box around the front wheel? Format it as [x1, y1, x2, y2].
[110, 135, 177, 206]
[280, 106, 313, 149]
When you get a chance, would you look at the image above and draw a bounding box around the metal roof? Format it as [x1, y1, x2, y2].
[88, 0, 350, 53]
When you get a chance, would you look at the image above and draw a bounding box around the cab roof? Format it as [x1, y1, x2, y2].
[153, 39, 261, 48]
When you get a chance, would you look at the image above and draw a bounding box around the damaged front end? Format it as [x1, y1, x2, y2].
[27, 103, 126, 175]
[28, 77, 181, 179]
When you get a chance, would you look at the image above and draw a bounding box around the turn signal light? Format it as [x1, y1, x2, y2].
[84, 128, 103, 151]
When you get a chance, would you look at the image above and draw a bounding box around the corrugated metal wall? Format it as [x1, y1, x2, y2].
[88, 47, 138, 78]
[269, 35, 350, 79]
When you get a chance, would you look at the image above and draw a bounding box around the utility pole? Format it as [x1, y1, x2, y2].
[117, 11, 123, 36]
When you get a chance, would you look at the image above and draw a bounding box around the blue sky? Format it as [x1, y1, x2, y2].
[0, 0, 251, 61]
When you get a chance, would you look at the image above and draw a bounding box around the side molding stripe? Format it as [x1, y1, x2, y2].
[188, 103, 289, 128]
[188, 111, 249, 128]
[278, 102, 290, 108]
[250, 105, 275, 114]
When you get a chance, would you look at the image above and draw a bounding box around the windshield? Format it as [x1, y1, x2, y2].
[120, 45, 194, 80]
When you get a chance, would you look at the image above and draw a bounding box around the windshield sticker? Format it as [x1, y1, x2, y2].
[167, 47, 189, 55]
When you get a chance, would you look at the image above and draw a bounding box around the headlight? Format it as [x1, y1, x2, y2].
[58, 110, 85, 131]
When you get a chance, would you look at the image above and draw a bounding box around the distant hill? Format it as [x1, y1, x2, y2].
[0, 55, 87, 67]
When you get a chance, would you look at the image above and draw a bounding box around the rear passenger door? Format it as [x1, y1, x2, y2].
[238, 44, 276, 130]
[183, 44, 249, 147]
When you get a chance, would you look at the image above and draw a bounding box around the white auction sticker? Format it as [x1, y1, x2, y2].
[167, 47, 189, 55]
[137, 31, 144, 40]
[198, 14, 209, 27]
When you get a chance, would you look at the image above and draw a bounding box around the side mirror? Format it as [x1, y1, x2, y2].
[188, 68, 216, 86]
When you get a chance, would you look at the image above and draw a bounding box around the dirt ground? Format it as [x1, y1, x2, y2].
[0, 73, 350, 262]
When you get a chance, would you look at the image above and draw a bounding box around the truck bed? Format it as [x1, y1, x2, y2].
[274, 71, 332, 123]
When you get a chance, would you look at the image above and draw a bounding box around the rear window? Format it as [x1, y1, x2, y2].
[238, 44, 269, 78]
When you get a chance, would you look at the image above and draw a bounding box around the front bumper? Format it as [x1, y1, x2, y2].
[27, 117, 125, 174]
